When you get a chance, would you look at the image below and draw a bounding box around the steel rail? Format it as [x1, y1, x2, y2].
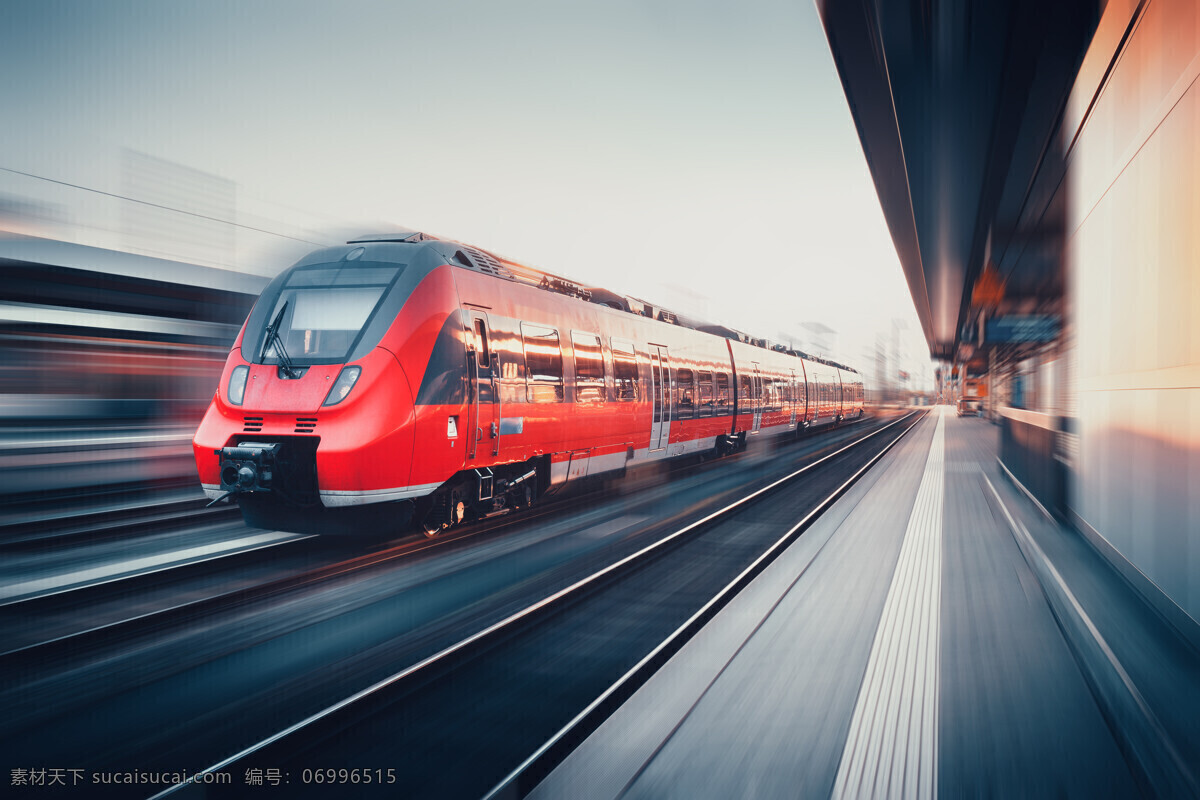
[0, 532, 317, 609]
[0, 499, 241, 549]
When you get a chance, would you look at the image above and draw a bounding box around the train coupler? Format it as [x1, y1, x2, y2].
[215, 441, 281, 499]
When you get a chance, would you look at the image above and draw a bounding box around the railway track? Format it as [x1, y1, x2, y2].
[1, 415, 880, 659]
[0, 428, 209, 547]
[0, 487, 240, 548]
[0, 528, 314, 608]
[153, 409, 926, 799]
[0, 489, 609, 665]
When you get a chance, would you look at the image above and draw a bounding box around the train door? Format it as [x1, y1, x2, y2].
[820, 369, 830, 422]
[465, 309, 499, 459]
[807, 370, 817, 425]
[751, 363, 763, 432]
[789, 369, 799, 428]
[650, 346, 672, 451]
[813, 368, 825, 422]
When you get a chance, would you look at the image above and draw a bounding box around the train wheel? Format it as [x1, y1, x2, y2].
[513, 483, 532, 510]
[512, 472, 538, 510]
[449, 486, 467, 526]
[420, 493, 449, 537]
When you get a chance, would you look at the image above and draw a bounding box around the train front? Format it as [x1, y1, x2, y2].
[193, 241, 436, 535]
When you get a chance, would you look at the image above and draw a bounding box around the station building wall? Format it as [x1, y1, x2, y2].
[1065, 0, 1200, 623]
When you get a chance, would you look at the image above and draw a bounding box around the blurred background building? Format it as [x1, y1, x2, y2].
[0, 150, 344, 515]
[120, 149, 238, 267]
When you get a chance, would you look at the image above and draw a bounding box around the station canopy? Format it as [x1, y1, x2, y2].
[817, 1, 1102, 366]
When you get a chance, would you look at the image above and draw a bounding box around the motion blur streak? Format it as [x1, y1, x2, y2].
[0, 231, 267, 527]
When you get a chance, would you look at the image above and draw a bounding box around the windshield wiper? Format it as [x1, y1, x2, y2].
[260, 301, 300, 378]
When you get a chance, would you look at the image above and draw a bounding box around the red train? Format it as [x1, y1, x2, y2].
[193, 232, 864, 535]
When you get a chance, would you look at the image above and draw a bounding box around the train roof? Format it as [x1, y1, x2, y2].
[297, 231, 861, 376]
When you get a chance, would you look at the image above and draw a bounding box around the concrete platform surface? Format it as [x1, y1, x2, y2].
[533, 406, 1199, 799]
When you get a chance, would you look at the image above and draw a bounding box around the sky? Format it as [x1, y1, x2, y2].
[0, 0, 932, 388]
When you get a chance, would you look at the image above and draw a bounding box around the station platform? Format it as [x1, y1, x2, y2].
[533, 407, 1200, 798]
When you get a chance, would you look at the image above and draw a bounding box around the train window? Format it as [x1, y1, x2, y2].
[496, 325, 526, 405]
[285, 266, 399, 287]
[697, 371, 714, 417]
[715, 372, 731, 415]
[775, 379, 785, 410]
[244, 260, 407, 367]
[474, 319, 490, 369]
[739, 374, 753, 403]
[572, 332, 605, 403]
[521, 323, 564, 402]
[265, 286, 386, 363]
[611, 339, 639, 401]
[676, 368, 695, 419]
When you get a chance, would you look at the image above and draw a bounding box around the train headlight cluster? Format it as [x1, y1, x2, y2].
[323, 366, 361, 406]
[227, 365, 250, 406]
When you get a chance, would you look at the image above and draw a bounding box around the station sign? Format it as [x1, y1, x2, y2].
[985, 315, 1059, 343]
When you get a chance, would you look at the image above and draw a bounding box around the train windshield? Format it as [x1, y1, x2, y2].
[253, 263, 402, 365]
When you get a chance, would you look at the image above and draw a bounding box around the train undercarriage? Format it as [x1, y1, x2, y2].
[415, 460, 543, 537]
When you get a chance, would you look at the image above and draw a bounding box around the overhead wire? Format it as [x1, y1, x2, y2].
[0, 165, 328, 247]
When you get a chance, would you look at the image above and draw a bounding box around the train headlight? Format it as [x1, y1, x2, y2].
[227, 365, 250, 406]
[323, 366, 361, 406]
